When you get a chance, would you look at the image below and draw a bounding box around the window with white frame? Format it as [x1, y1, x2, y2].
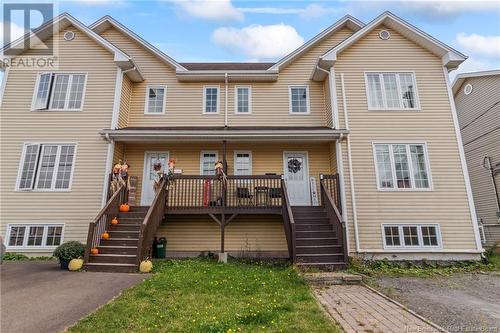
[33, 73, 87, 111]
[17, 144, 76, 191]
[289, 86, 310, 114]
[201, 151, 218, 175]
[203, 86, 219, 114]
[374, 143, 431, 190]
[382, 224, 441, 248]
[365, 73, 418, 110]
[145, 86, 166, 114]
[234, 151, 252, 175]
[6, 224, 64, 248]
[235, 86, 251, 114]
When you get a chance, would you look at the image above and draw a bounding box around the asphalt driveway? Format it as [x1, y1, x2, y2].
[1, 261, 148, 333]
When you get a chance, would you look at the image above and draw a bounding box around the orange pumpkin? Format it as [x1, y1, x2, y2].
[101, 232, 110, 240]
[119, 203, 130, 212]
[91, 248, 99, 255]
[111, 217, 119, 225]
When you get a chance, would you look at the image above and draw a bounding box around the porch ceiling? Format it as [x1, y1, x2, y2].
[100, 126, 348, 142]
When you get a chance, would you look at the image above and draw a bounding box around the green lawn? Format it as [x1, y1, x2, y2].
[69, 259, 339, 333]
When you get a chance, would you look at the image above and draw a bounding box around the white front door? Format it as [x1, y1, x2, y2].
[283, 152, 310, 206]
[141, 152, 169, 205]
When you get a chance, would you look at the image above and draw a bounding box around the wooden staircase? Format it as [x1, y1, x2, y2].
[86, 206, 148, 273]
[292, 206, 346, 269]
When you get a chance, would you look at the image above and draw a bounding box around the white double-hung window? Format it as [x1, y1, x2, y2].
[145, 86, 166, 114]
[32, 73, 87, 111]
[6, 224, 64, 248]
[365, 72, 419, 110]
[289, 86, 310, 114]
[17, 143, 76, 191]
[373, 143, 431, 190]
[203, 86, 219, 114]
[235, 86, 251, 114]
[382, 224, 441, 249]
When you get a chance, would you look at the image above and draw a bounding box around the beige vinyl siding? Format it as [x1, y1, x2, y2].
[120, 142, 332, 205]
[324, 79, 333, 127]
[156, 214, 287, 254]
[118, 75, 132, 128]
[98, 27, 354, 128]
[455, 75, 500, 227]
[334, 25, 477, 252]
[113, 142, 125, 163]
[0, 26, 117, 250]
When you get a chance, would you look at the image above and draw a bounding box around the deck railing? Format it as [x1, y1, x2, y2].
[320, 174, 342, 214]
[166, 175, 282, 210]
[320, 176, 348, 261]
[136, 177, 169, 263]
[83, 184, 127, 263]
[281, 179, 296, 262]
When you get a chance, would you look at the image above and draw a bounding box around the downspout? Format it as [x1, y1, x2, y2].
[224, 73, 228, 127]
[340, 73, 360, 253]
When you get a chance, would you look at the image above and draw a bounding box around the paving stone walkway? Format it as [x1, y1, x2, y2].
[315, 284, 444, 333]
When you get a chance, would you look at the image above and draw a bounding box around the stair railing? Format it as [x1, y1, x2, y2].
[84, 184, 127, 263]
[136, 177, 169, 265]
[320, 175, 348, 262]
[281, 177, 296, 262]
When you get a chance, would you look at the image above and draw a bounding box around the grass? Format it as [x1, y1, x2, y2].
[348, 252, 500, 278]
[69, 258, 340, 333]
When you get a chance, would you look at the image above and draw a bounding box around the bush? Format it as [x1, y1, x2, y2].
[3, 252, 29, 261]
[53, 241, 85, 261]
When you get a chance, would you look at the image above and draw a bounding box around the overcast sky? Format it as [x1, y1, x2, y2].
[1, 0, 500, 82]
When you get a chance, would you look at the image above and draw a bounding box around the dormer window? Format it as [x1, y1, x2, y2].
[32, 73, 87, 111]
[365, 72, 419, 110]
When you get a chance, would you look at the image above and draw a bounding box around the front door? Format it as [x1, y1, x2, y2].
[283, 152, 310, 206]
[141, 152, 169, 205]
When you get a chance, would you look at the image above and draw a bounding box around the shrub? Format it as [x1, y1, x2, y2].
[3, 252, 29, 261]
[53, 241, 85, 261]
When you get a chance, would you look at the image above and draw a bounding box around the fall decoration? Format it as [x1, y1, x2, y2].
[111, 217, 119, 225]
[119, 203, 130, 212]
[139, 259, 153, 273]
[68, 258, 84, 271]
[91, 248, 99, 255]
[101, 232, 110, 240]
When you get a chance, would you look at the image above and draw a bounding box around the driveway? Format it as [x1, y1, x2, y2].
[1, 261, 148, 333]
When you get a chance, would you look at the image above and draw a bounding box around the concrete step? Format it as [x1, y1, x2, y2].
[297, 253, 345, 264]
[89, 254, 136, 264]
[303, 272, 362, 285]
[296, 262, 347, 270]
[98, 246, 137, 255]
[85, 262, 137, 273]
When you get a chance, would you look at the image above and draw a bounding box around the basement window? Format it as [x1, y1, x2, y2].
[382, 224, 441, 249]
[32, 73, 87, 111]
[6, 224, 64, 248]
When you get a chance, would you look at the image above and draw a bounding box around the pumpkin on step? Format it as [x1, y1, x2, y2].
[119, 203, 130, 212]
[101, 232, 110, 240]
[140, 259, 153, 273]
[68, 258, 84, 271]
[91, 248, 99, 255]
[111, 217, 119, 225]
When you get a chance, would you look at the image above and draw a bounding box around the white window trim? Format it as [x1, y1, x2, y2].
[202, 85, 220, 114]
[200, 150, 219, 175]
[4, 223, 65, 250]
[381, 223, 442, 250]
[233, 150, 253, 175]
[144, 85, 167, 115]
[234, 86, 252, 114]
[15, 142, 78, 192]
[288, 85, 311, 115]
[31, 72, 88, 112]
[364, 71, 420, 111]
[372, 141, 433, 192]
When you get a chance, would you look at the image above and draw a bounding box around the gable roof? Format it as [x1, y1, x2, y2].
[180, 62, 274, 71]
[312, 11, 467, 80]
[90, 15, 187, 72]
[452, 69, 500, 95]
[269, 15, 364, 71]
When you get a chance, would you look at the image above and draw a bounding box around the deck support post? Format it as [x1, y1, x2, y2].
[219, 213, 227, 262]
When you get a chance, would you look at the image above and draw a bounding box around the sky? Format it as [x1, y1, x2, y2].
[1, 0, 500, 82]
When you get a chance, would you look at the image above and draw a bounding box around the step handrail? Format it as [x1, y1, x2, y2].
[281, 178, 296, 262]
[320, 177, 348, 262]
[136, 177, 169, 265]
[84, 184, 127, 263]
